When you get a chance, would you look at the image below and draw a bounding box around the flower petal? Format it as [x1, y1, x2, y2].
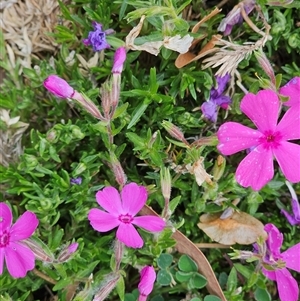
[0, 249, 4, 275]
[133, 216, 165, 232]
[201, 101, 217, 122]
[273, 141, 300, 183]
[88, 208, 120, 232]
[217, 122, 262, 155]
[5, 242, 35, 278]
[240, 90, 279, 132]
[281, 209, 299, 226]
[262, 268, 276, 281]
[212, 74, 230, 97]
[282, 243, 300, 272]
[10, 211, 39, 242]
[279, 77, 300, 107]
[0, 202, 12, 231]
[116, 223, 143, 248]
[276, 108, 300, 140]
[96, 187, 123, 215]
[275, 268, 299, 301]
[121, 183, 148, 216]
[235, 145, 274, 190]
[264, 223, 283, 256]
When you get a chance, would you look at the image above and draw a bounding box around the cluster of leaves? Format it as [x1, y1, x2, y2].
[0, 0, 300, 301]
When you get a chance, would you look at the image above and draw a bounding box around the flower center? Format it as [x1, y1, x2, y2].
[0, 230, 10, 248]
[119, 213, 133, 224]
[260, 130, 282, 149]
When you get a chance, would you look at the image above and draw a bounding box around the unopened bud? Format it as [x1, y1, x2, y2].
[161, 121, 189, 145]
[254, 50, 276, 87]
[110, 152, 127, 187]
[23, 238, 55, 263]
[93, 273, 120, 301]
[112, 47, 126, 74]
[57, 242, 79, 263]
[43, 75, 75, 98]
[160, 167, 171, 202]
[212, 155, 226, 181]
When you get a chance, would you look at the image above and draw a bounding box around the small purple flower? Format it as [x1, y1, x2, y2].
[83, 22, 111, 52]
[70, 177, 82, 185]
[218, 0, 256, 36]
[281, 181, 300, 225]
[112, 47, 127, 74]
[201, 74, 231, 122]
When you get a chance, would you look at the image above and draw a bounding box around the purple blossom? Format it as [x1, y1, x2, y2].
[201, 74, 231, 122]
[0, 203, 39, 278]
[83, 22, 111, 52]
[217, 89, 300, 190]
[218, 0, 256, 36]
[88, 183, 166, 248]
[261, 224, 300, 301]
[281, 181, 300, 225]
[70, 177, 82, 185]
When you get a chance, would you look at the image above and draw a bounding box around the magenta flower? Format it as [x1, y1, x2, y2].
[281, 181, 300, 225]
[201, 74, 231, 122]
[261, 224, 300, 301]
[138, 266, 156, 301]
[0, 203, 39, 278]
[88, 183, 166, 248]
[280, 76, 300, 113]
[217, 0, 255, 36]
[83, 22, 111, 52]
[43, 75, 75, 98]
[112, 47, 127, 74]
[217, 89, 300, 190]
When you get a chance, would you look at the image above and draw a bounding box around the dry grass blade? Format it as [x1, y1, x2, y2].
[202, 34, 270, 76]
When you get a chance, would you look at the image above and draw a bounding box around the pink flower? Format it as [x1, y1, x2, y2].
[88, 183, 166, 248]
[43, 75, 75, 98]
[261, 224, 300, 301]
[279, 76, 300, 113]
[0, 202, 39, 278]
[112, 47, 126, 74]
[217, 89, 300, 190]
[138, 266, 156, 301]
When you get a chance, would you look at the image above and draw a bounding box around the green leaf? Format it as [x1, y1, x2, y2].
[175, 270, 193, 283]
[204, 296, 222, 301]
[254, 288, 271, 301]
[190, 273, 207, 289]
[53, 278, 72, 291]
[157, 253, 173, 269]
[227, 267, 237, 292]
[127, 102, 149, 129]
[116, 276, 125, 301]
[157, 270, 172, 286]
[178, 254, 198, 272]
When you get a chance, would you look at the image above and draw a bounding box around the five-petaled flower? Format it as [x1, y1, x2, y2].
[261, 224, 300, 301]
[217, 89, 300, 190]
[138, 266, 156, 301]
[279, 76, 300, 114]
[0, 202, 39, 278]
[201, 74, 231, 122]
[88, 183, 166, 248]
[281, 181, 300, 226]
[83, 22, 111, 52]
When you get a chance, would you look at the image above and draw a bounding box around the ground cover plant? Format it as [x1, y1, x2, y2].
[0, 0, 300, 300]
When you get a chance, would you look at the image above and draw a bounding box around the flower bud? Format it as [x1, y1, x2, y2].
[254, 50, 276, 86]
[138, 266, 156, 301]
[160, 167, 171, 202]
[43, 75, 75, 98]
[161, 121, 189, 145]
[212, 155, 226, 181]
[23, 238, 55, 263]
[57, 242, 79, 263]
[112, 47, 126, 74]
[93, 273, 120, 301]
